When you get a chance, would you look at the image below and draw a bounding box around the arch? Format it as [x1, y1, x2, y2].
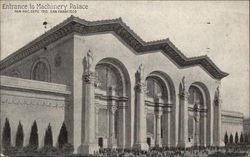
[189, 82, 211, 110]
[187, 81, 211, 147]
[94, 57, 131, 148]
[146, 71, 176, 104]
[145, 71, 176, 147]
[95, 57, 131, 97]
[30, 58, 51, 82]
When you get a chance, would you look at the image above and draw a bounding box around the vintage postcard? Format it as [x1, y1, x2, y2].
[0, 1, 249, 157]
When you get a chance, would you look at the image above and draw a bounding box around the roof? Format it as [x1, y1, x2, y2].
[0, 15, 229, 79]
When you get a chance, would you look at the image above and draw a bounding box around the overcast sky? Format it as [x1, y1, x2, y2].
[1, 1, 249, 118]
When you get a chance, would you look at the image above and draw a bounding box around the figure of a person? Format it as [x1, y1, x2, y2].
[84, 50, 93, 72]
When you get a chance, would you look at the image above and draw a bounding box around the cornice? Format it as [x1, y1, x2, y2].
[0, 15, 229, 79]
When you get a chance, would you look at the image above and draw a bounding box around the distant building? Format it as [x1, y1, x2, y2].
[0, 16, 245, 154]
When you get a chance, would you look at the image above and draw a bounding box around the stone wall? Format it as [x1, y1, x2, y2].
[0, 75, 71, 151]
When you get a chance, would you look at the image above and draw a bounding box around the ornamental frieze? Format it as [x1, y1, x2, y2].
[1, 95, 65, 109]
[82, 72, 95, 83]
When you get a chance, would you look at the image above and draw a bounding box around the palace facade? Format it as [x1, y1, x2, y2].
[0, 16, 245, 154]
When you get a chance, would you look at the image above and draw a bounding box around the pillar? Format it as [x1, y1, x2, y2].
[163, 106, 171, 147]
[107, 87, 117, 148]
[78, 51, 99, 154]
[213, 86, 224, 146]
[134, 64, 148, 150]
[178, 77, 189, 148]
[194, 104, 200, 147]
[95, 108, 99, 144]
[200, 110, 207, 147]
[118, 101, 126, 148]
[155, 98, 162, 147]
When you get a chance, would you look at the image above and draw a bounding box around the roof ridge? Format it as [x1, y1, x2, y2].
[0, 15, 229, 79]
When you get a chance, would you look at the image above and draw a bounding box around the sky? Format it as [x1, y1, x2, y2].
[1, 1, 249, 118]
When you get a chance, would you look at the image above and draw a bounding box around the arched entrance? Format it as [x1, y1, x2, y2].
[145, 71, 175, 147]
[187, 82, 210, 147]
[94, 58, 130, 149]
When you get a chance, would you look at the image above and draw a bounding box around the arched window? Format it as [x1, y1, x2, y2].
[146, 77, 163, 99]
[188, 86, 203, 105]
[32, 61, 49, 82]
[95, 64, 122, 95]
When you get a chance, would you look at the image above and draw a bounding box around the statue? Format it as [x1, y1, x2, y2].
[83, 50, 93, 72]
[216, 85, 220, 99]
[214, 85, 221, 105]
[82, 50, 95, 83]
[137, 64, 144, 82]
[135, 64, 145, 92]
[181, 76, 187, 92]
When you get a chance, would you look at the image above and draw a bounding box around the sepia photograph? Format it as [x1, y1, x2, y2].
[0, 1, 249, 157]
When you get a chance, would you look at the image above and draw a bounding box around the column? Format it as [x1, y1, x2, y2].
[118, 101, 126, 148]
[194, 104, 200, 147]
[200, 110, 207, 147]
[213, 86, 224, 146]
[95, 108, 99, 142]
[78, 51, 99, 154]
[108, 87, 117, 148]
[178, 77, 189, 148]
[133, 64, 148, 150]
[155, 98, 162, 147]
[163, 107, 171, 147]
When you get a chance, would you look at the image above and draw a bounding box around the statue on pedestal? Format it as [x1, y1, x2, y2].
[83, 50, 94, 73]
[135, 64, 145, 92]
[82, 50, 95, 83]
[180, 76, 189, 99]
[214, 85, 221, 106]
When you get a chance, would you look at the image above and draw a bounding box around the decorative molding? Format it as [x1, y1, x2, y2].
[82, 71, 95, 84]
[0, 15, 228, 80]
[109, 105, 117, 114]
[179, 91, 189, 100]
[0, 75, 71, 95]
[95, 93, 128, 102]
[1, 95, 65, 109]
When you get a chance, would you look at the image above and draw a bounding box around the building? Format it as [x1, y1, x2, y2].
[0, 15, 245, 154]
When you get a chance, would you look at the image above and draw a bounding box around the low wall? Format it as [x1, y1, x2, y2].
[0, 75, 71, 151]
